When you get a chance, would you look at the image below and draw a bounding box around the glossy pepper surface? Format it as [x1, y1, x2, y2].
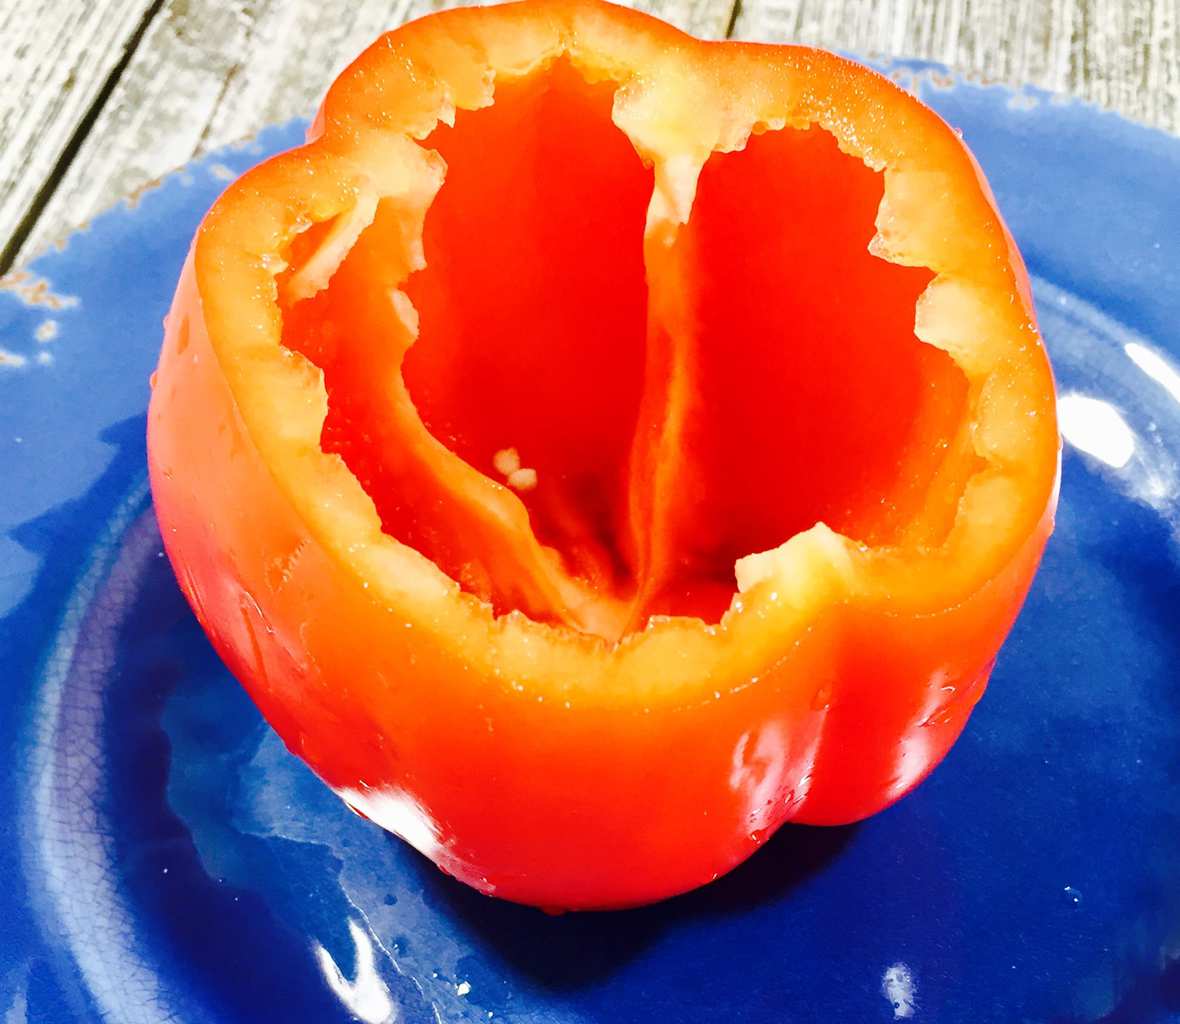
[148, 0, 1059, 909]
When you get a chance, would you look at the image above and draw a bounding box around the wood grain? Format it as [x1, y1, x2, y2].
[0, 0, 157, 267]
[734, 0, 1179, 132]
[13, 0, 734, 263]
[1, 0, 1177, 266]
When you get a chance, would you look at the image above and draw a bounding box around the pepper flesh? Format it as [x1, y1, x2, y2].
[148, 0, 1059, 910]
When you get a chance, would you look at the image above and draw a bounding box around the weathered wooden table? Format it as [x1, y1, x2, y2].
[2, 0, 1177, 274]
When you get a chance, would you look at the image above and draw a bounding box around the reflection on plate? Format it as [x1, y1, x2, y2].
[1, 62, 1178, 1024]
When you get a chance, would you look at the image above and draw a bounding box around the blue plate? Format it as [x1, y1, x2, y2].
[2, 61, 1179, 1024]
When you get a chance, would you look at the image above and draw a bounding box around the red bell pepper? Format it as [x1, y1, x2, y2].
[148, 0, 1059, 909]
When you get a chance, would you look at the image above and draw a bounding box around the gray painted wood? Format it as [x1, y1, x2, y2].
[0, 0, 156, 267]
[733, 0, 1179, 133]
[0, 0, 1177, 268]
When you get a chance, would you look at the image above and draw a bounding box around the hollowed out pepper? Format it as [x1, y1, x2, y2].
[148, 0, 1059, 910]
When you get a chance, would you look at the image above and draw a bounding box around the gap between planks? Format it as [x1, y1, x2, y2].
[0, 0, 167, 273]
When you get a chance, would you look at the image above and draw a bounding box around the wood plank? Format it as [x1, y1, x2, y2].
[17, 0, 735, 263]
[0, 0, 159, 269]
[733, 0, 1179, 134]
[7, 0, 1179, 264]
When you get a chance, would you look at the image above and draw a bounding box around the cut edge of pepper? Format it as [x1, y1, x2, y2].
[189, 0, 1059, 694]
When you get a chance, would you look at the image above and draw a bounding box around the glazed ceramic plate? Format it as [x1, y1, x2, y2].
[2, 60, 1178, 1024]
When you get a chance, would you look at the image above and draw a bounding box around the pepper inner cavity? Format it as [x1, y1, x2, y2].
[277, 58, 973, 640]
